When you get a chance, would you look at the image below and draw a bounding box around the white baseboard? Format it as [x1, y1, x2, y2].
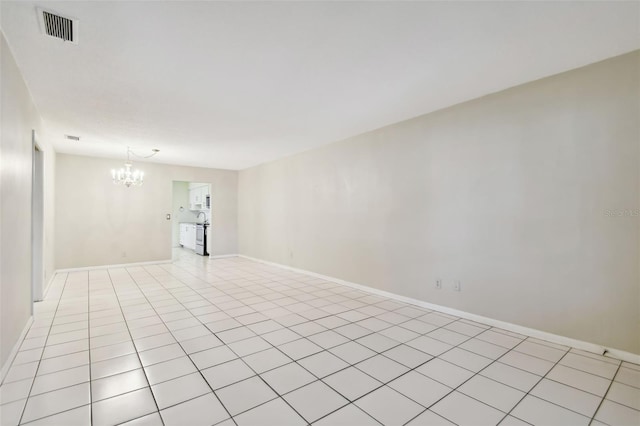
[55, 259, 173, 273]
[41, 273, 56, 299]
[1, 316, 33, 384]
[209, 254, 239, 260]
[239, 254, 640, 364]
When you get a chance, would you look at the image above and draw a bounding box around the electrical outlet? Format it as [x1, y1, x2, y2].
[454, 280, 461, 291]
[435, 279, 442, 289]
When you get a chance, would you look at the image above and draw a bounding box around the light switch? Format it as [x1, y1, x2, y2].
[166, 214, 171, 220]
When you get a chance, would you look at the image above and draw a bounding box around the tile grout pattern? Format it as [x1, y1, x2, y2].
[1, 249, 639, 426]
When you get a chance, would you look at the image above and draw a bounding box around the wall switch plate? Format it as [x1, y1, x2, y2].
[454, 280, 461, 291]
[435, 279, 442, 289]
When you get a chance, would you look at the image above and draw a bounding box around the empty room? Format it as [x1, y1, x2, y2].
[0, 1, 639, 425]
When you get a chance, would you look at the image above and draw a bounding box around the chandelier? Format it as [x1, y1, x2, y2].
[111, 147, 159, 187]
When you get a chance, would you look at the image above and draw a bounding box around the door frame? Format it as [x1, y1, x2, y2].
[31, 130, 44, 304]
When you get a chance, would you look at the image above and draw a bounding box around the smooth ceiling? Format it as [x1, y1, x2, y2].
[1, 1, 639, 170]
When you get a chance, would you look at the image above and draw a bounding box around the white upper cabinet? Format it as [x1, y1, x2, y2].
[188, 183, 210, 210]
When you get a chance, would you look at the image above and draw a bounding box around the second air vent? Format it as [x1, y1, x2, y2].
[38, 9, 78, 44]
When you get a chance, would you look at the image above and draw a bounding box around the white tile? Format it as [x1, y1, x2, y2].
[290, 321, 327, 337]
[262, 328, 301, 346]
[546, 364, 611, 396]
[0, 398, 26, 426]
[91, 368, 148, 401]
[459, 375, 525, 412]
[119, 412, 163, 426]
[90, 332, 130, 349]
[0, 378, 32, 404]
[427, 328, 469, 346]
[151, 372, 210, 409]
[215, 376, 277, 416]
[23, 404, 91, 426]
[31, 365, 89, 395]
[499, 350, 554, 376]
[139, 343, 186, 367]
[21, 383, 91, 423]
[179, 334, 223, 354]
[511, 395, 590, 426]
[399, 319, 438, 334]
[480, 361, 541, 392]
[431, 391, 505, 426]
[216, 326, 256, 344]
[444, 321, 486, 337]
[42, 340, 89, 359]
[172, 325, 211, 342]
[334, 323, 372, 340]
[356, 354, 410, 383]
[234, 397, 306, 426]
[417, 358, 475, 388]
[228, 336, 272, 357]
[202, 359, 255, 389]
[284, 381, 348, 423]
[278, 338, 323, 360]
[439, 347, 493, 372]
[134, 333, 177, 352]
[144, 357, 197, 385]
[4, 361, 39, 383]
[159, 393, 229, 426]
[242, 347, 291, 373]
[477, 330, 523, 349]
[12, 348, 44, 365]
[514, 340, 567, 363]
[459, 338, 509, 360]
[389, 370, 452, 407]
[260, 362, 317, 394]
[355, 385, 424, 425]
[559, 352, 619, 379]
[616, 366, 640, 389]
[314, 403, 380, 426]
[407, 409, 456, 425]
[329, 341, 376, 365]
[323, 367, 383, 401]
[298, 351, 349, 378]
[91, 353, 141, 379]
[190, 346, 237, 370]
[92, 387, 157, 426]
[307, 330, 350, 349]
[530, 378, 601, 417]
[406, 336, 453, 356]
[383, 344, 432, 369]
[356, 333, 399, 352]
[90, 340, 136, 363]
[594, 399, 640, 425]
[606, 381, 640, 410]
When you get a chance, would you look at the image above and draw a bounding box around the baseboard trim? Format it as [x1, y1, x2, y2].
[209, 254, 240, 260]
[1, 316, 33, 384]
[55, 259, 173, 273]
[239, 254, 640, 364]
[41, 273, 56, 299]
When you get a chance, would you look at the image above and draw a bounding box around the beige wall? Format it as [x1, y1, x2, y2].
[1, 33, 56, 367]
[55, 154, 238, 269]
[239, 51, 640, 353]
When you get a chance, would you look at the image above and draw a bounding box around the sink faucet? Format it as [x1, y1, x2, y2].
[197, 211, 207, 224]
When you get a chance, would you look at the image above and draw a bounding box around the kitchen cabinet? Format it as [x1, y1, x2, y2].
[179, 223, 196, 250]
[188, 183, 210, 210]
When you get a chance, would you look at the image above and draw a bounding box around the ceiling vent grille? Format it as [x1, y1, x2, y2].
[38, 9, 78, 44]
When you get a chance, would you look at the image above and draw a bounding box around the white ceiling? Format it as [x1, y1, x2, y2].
[1, 1, 639, 170]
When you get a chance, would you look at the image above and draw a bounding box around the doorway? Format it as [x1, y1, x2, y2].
[32, 131, 44, 303]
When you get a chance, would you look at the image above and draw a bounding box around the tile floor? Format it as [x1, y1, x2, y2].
[1, 250, 639, 426]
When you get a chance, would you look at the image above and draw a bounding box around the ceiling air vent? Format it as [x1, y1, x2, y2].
[38, 9, 78, 44]
[65, 135, 80, 141]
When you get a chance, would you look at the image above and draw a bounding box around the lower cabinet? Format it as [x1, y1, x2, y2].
[179, 224, 196, 250]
